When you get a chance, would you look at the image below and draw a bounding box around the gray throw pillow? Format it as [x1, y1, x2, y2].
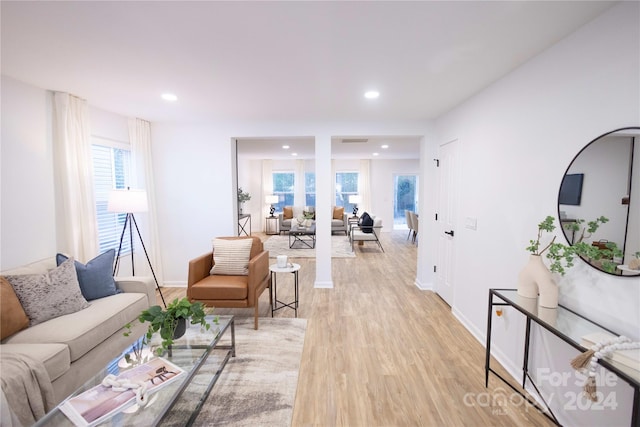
[56, 249, 120, 301]
[4, 257, 90, 326]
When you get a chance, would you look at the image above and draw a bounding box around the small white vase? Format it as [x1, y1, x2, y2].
[517, 254, 558, 308]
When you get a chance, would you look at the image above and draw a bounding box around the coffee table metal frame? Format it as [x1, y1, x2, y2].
[35, 315, 235, 427]
[288, 224, 316, 249]
[269, 263, 300, 317]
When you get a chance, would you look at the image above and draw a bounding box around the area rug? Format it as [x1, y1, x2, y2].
[162, 317, 306, 426]
[263, 235, 355, 258]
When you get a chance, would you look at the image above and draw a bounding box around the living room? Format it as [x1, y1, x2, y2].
[2, 1, 639, 426]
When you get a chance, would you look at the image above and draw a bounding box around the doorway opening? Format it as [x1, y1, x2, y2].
[393, 174, 418, 229]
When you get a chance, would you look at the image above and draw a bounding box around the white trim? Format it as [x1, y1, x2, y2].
[414, 278, 433, 290]
[314, 280, 333, 288]
[162, 281, 187, 287]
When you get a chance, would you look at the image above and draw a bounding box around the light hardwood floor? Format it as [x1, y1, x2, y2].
[159, 231, 552, 427]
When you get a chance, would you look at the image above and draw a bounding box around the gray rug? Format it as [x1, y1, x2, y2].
[263, 235, 355, 258]
[162, 317, 306, 426]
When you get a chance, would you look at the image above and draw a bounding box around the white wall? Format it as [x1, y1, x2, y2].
[0, 76, 56, 269]
[151, 121, 430, 286]
[561, 135, 632, 248]
[432, 3, 639, 425]
[238, 156, 419, 232]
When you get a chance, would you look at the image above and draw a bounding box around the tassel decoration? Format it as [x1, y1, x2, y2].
[570, 335, 640, 402]
[570, 349, 595, 370]
[584, 374, 597, 402]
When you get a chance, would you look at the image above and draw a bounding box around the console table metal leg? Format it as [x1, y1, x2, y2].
[523, 317, 532, 388]
[294, 271, 298, 316]
[485, 291, 493, 388]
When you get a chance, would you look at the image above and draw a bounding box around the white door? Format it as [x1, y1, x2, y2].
[435, 139, 459, 306]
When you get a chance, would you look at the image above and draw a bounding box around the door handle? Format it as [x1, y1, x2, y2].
[445, 230, 454, 237]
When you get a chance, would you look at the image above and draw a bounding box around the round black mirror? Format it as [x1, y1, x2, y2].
[558, 127, 640, 276]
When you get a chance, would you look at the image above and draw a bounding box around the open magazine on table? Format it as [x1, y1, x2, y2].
[60, 357, 185, 427]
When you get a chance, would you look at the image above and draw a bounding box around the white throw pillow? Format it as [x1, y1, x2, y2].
[210, 238, 253, 276]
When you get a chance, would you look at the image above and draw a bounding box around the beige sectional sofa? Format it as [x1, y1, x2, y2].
[1, 257, 154, 408]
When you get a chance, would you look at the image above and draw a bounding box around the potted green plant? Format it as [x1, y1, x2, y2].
[237, 187, 251, 214]
[125, 297, 215, 356]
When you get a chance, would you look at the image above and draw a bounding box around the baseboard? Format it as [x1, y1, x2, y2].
[452, 306, 545, 409]
[414, 278, 433, 290]
[162, 281, 187, 287]
[314, 280, 334, 288]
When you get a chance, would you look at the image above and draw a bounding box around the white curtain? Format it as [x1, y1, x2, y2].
[294, 159, 306, 207]
[129, 118, 164, 286]
[331, 159, 336, 208]
[52, 92, 98, 262]
[359, 159, 371, 213]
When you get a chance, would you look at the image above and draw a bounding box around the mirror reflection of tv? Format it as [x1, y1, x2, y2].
[559, 173, 584, 205]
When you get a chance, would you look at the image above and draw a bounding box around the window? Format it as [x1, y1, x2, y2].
[273, 172, 294, 211]
[91, 139, 132, 254]
[305, 172, 315, 207]
[335, 172, 358, 213]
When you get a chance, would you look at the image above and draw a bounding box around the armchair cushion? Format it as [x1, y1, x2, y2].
[210, 238, 253, 276]
[333, 206, 344, 220]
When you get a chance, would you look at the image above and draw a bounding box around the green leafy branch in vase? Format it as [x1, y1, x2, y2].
[526, 215, 621, 275]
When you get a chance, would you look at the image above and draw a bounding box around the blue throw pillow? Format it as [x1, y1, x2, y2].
[56, 249, 121, 301]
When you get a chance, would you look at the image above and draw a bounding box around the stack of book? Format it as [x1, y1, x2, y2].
[581, 332, 640, 372]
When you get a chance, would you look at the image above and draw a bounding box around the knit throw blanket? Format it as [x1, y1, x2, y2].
[0, 352, 56, 426]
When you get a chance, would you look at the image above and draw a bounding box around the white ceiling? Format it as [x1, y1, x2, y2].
[1, 1, 615, 159]
[238, 135, 422, 160]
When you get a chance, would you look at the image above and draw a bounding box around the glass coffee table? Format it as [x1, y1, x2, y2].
[289, 224, 316, 249]
[35, 315, 235, 427]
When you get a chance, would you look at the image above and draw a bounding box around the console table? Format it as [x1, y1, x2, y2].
[485, 289, 639, 426]
[238, 213, 251, 236]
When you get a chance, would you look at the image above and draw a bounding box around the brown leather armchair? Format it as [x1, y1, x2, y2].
[187, 236, 270, 329]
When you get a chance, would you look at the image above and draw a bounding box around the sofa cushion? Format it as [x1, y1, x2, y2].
[56, 250, 121, 301]
[210, 238, 252, 276]
[3, 293, 148, 362]
[4, 258, 90, 326]
[0, 343, 70, 382]
[0, 277, 30, 339]
[333, 206, 344, 220]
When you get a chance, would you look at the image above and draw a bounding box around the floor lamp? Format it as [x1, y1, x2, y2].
[108, 188, 166, 307]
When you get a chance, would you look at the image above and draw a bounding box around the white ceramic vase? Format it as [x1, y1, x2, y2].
[517, 254, 558, 308]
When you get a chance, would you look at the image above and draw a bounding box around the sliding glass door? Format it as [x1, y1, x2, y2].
[394, 174, 418, 228]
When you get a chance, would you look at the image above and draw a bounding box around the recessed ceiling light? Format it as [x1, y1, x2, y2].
[291, 152, 298, 156]
[161, 93, 178, 102]
[364, 91, 380, 99]
[381, 144, 389, 149]
[373, 152, 379, 156]
[282, 145, 290, 149]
